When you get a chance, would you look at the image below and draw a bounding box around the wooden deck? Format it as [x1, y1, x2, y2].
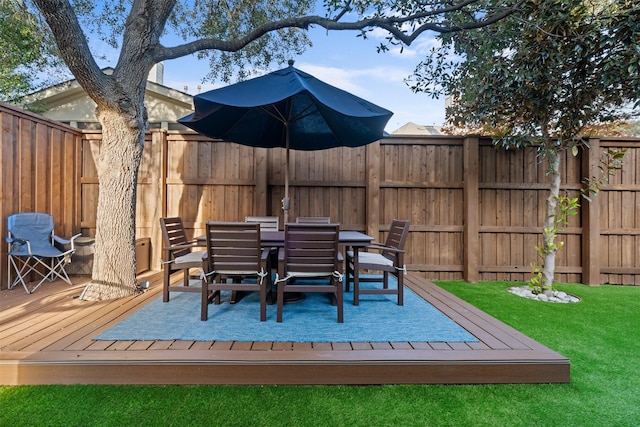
[0, 272, 569, 385]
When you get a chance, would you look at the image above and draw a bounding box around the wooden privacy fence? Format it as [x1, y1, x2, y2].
[1, 102, 639, 288]
[0, 103, 82, 290]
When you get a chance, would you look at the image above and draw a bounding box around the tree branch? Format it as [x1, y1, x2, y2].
[156, 0, 526, 62]
[32, 0, 108, 99]
[115, 0, 177, 88]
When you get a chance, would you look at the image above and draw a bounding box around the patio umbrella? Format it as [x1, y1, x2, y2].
[178, 60, 393, 223]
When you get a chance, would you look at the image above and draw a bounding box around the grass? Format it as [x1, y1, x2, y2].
[1, 281, 639, 426]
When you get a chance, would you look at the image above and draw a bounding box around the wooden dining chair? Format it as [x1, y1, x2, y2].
[201, 222, 272, 321]
[346, 219, 410, 306]
[245, 216, 279, 231]
[295, 216, 331, 224]
[276, 223, 343, 322]
[159, 217, 206, 302]
[246, 215, 280, 279]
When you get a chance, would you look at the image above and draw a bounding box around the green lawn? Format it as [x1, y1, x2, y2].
[1, 281, 638, 427]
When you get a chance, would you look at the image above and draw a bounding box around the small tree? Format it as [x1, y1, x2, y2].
[410, 0, 639, 288]
[22, 0, 524, 300]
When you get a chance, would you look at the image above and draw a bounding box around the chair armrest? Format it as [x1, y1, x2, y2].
[162, 243, 204, 263]
[7, 237, 30, 253]
[260, 248, 271, 259]
[164, 243, 202, 253]
[53, 233, 83, 255]
[53, 233, 82, 246]
[365, 243, 405, 254]
[187, 238, 207, 248]
[260, 248, 272, 268]
[277, 247, 285, 279]
[355, 243, 405, 269]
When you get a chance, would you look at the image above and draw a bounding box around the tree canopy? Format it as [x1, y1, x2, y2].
[409, 0, 639, 289]
[22, 0, 526, 300]
[0, 0, 63, 102]
[411, 0, 639, 145]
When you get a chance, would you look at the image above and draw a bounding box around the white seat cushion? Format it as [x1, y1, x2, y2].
[289, 271, 333, 278]
[174, 250, 205, 264]
[357, 252, 393, 267]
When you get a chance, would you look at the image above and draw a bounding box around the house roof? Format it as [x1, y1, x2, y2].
[16, 67, 194, 126]
[391, 122, 443, 135]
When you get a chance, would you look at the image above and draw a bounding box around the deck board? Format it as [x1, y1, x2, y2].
[0, 272, 570, 385]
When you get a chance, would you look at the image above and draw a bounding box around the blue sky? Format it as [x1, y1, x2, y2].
[81, 4, 448, 133]
[158, 26, 446, 132]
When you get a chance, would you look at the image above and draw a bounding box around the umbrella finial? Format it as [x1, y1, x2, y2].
[288, 59, 295, 67]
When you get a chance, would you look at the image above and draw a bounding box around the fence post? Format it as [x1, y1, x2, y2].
[366, 141, 380, 238]
[463, 137, 479, 283]
[582, 138, 601, 285]
[149, 129, 167, 272]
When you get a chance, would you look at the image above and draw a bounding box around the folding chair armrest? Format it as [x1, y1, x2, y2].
[7, 237, 31, 253]
[6, 237, 27, 245]
[53, 233, 82, 246]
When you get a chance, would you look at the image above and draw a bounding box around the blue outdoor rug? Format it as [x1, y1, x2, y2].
[96, 279, 478, 343]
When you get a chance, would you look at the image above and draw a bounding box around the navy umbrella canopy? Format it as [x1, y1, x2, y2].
[179, 61, 393, 222]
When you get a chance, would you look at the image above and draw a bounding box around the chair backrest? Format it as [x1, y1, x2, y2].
[382, 219, 410, 260]
[295, 216, 331, 224]
[159, 217, 192, 259]
[283, 223, 340, 276]
[205, 222, 262, 274]
[7, 213, 55, 248]
[245, 216, 279, 231]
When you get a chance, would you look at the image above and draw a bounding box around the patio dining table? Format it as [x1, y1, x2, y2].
[196, 230, 374, 302]
[258, 230, 373, 249]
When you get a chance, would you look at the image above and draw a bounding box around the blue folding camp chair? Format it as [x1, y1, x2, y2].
[6, 212, 81, 294]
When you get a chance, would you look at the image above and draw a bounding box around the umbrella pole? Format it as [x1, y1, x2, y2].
[282, 127, 290, 224]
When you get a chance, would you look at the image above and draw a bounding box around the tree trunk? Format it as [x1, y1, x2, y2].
[541, 149, 561, 289]
[80, 109, 144, 300]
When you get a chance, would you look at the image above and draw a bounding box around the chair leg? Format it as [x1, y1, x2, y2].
[276, 280, 285, 322]
[397, 271, 404, 306]
[336, 279, 344, 323]
[201, 279, 208, 321]
[353, 274, 360, 306]
[183, 269, 191, 287]
[345, 257, 352, 292]
[259, 284, 267, 322]
[8, 255, 31, 294]
[10, 255, 72, 294]
[163, 265, 171, 302]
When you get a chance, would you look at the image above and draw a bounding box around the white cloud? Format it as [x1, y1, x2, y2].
[297, 62, 413, 97]
[296, 64, 364, 94]
[294, 61, 446, 129]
